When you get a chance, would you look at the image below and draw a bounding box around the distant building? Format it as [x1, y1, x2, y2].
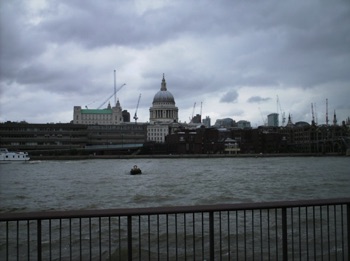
[202, 116, 211, 128]
[0, 122, 147, 155]
[73, 101, 124, 125]
[237, 120, 251, 129]
[166, 127, 224, 154]
[122, 110, 130, 122]
[267, 113, 279, 127]
[147, 124, 170, 143]
[214, 118, 236, 128]
[294, 121, 309, 127]
[285, 114, 295, 128]
[224, 138, 240, 154]
[191, 114, 201, 124]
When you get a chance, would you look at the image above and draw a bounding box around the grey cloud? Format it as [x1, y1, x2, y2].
[247, 96, 271, 103]
[15, 62, 109, 96]
[0, 3, 46, 82]
[220, 91, 238, 103]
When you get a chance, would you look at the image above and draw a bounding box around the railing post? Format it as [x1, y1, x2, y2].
[209, 211, 214, 260]
[347, 203, 350, 260]
[282, 207, 288, 261]
[127, 215, 132, 261]
[37, 219, 42, 261]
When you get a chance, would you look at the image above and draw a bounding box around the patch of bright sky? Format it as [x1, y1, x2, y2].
[25, 0, 48, 25]
[134, 0, 173, 15]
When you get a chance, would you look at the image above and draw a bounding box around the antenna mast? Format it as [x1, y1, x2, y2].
[114, 70, 117, 106]
[314, 103, 318, 125]
[326, 98, 329, 126]
[276, 95, 286, 126]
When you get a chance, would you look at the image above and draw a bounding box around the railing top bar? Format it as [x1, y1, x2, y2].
[1, 198, 349, 221]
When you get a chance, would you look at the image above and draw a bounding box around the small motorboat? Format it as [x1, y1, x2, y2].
[130, 165, 142, 175]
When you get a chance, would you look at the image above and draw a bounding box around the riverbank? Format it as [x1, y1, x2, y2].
[30, 152, 345, 160]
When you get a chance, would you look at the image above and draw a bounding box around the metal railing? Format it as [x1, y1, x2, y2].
[1, 198, 349, 260]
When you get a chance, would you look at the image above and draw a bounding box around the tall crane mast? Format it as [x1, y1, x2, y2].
[258, 107, 266, 126]
[311, 103, 315, 125]
[277, 95, 286, 126]
[314, 103, 318, 125]
[326, 98, 329, 126]
[114, 70, 117, 106]
[190, 102, 196, 122]
[133, 94, 141, 123]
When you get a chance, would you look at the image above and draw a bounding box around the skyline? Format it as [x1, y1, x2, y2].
[1, 0, 350, 126]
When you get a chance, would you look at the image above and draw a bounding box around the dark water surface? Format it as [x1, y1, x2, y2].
[1, 157, 349, 213]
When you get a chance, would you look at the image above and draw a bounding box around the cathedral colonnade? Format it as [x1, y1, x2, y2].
[152, 109, 178, 119]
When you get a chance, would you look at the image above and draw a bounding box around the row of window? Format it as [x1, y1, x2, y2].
[4, 155, 27, 158]
[0, 128, 85, 132]
[6, 142, 82, 146]
[81, 121, 115, 125]
[148, 137, 164, 142]
[148, 133, 165, 137]
[81, 115, 112, 120]
[148, 129, 168, 133]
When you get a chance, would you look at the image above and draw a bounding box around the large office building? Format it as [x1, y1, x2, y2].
[237, 120, 251, 129]
[202, 116, 211, 128]
[267, 113, 279, 127]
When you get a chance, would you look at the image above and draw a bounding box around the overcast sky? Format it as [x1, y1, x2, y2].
[1, 0, 350, 126]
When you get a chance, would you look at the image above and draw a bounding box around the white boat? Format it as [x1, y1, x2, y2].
[0, 148, 30, 162]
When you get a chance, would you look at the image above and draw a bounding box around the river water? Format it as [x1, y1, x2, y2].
[1, 157, 349, 213]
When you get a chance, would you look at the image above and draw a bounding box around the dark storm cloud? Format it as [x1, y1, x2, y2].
[3, 0, 350, 88]
[0, 2, 46, 82]
[247, 96, 271, 103]
[15, 63, 101, 95]
[37, 0, 187, 48]
[1, 0, 350, 124]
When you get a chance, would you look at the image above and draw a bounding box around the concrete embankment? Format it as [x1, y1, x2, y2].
[30, 153, 345, 160]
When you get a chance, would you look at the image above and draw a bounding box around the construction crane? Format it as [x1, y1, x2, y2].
[97, 83, 126, 109]
[326, 98, 329, 126]
[133, 94, 141, 123]
[190, 102, 196, 122]
[314, 103, 318, 125]
[258, 107, 267, 126]
[85, 100, 97, 109]
[311, 103, 315, 125]
[276, 95, 286, 126]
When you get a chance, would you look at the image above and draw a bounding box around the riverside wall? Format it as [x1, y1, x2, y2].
[30, 152, 345, 160]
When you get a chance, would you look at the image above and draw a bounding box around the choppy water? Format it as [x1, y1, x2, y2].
[1, 157, 350, 213]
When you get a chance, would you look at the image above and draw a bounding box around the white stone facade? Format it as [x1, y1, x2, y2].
[147, 124, 169, 143]
[148, 75, 179, 143]
[73, 101, 124, 125]
[149, 75, 178, 124]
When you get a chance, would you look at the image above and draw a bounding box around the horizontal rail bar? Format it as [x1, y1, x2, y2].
[1, 198, 349, 221]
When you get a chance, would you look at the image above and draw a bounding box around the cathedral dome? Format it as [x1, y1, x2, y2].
[153, 90, 175, 103]
[149, 74, 178, 124]
[152, 74, 175, 104]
